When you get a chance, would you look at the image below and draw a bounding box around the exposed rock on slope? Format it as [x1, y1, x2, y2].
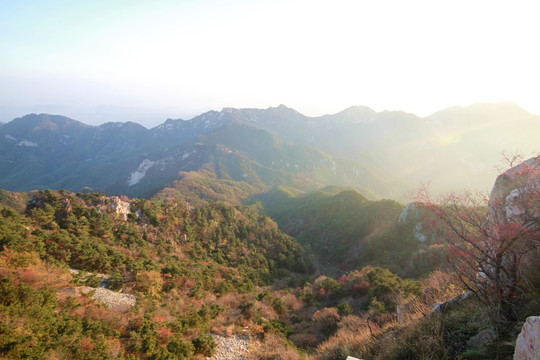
[488, 155, 540, 226]
[514, 316, 540, 360]
[210, 334, 250, 360]
[62, 286, 136, 312]
[107, 196, 131, 220]
[485, 156, 540, 290]
[81, 287, 136, 312]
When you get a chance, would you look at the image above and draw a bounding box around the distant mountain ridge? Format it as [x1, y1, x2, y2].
[158, 102, 540, 196]
[1, 102, 538, 202]
[0, 112, 395, 201]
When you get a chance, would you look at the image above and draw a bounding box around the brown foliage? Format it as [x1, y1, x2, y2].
[248, 333, 302, 360]
[316, 324, 375, 360]
[312, 307, 340, 338]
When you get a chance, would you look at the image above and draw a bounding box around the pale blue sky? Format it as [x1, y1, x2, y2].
[1, 0, 539, 125]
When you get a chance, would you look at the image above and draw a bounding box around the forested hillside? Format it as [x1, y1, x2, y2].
[1, 153, 539, 360]
[0, 189, 445, 360]
[0, 190, 310, 358]
[251, 186, 452, 278]
[1, 105, 539, 359]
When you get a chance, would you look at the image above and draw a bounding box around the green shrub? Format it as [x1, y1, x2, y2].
[166, 338, 194, 359]
[337, 301, 354, 316]
[192, 334, 216, 356]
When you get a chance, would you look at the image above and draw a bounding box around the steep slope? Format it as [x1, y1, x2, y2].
[147, 123, 392, 204]
[149, 109, 230, 145]
[0, 111, 233, 193]
[0, 114, 147, 191]
[0, 114, 395, 203]
[0, 189, 27, 212]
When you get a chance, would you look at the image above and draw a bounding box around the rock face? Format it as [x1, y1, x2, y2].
[514, 316, 540, 360]
[108, 196, 131, 220]
[488, 155, 540, 226]
[398, 203, 427, 242]
[95, 196, 132, 220]
[490, 158, 540, 359]
[482, 156, 540, 293]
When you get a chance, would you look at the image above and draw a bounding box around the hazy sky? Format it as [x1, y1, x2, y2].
[1, 0, 539, 125]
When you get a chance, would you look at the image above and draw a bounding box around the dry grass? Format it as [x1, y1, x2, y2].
[311, 271, 467, 360]
[370, 315, 446, 360]
[247, 333, 304, 360]
[281, 292, 304, 312]
[0, 249, 72, 289]
[316, 323, 375, 360]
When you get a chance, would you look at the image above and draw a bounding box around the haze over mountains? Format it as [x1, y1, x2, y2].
[1, 102, 538, 203]
[1, 103, 540, 359]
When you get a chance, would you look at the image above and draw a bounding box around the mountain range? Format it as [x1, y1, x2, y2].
[1, 102, 538, 203]
[1, 104, 539, 359]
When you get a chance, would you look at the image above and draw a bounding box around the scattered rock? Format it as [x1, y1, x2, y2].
[210, 334, 251, 360]
[66, 286, 136, 312]
[514, 315, 540, 360]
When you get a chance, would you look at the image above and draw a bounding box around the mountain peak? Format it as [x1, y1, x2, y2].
[99, 121, 146, 130]
[338, 105, 375, 117]
[3, 113, 90, 133]
[320, 106, 376, 123]
[265, 104, 306, 119]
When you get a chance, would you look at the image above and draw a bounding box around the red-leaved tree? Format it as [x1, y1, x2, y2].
[414, 153, 540, 323]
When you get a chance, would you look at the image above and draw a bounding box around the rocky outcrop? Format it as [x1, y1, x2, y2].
[26, 192, 133, 221]
[108, 196, 131, 220]
[514, 316, 540, 360]
[488, 155, 540, 227]
[93, 195, 132, 220]
[488, 158, 540, 359]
